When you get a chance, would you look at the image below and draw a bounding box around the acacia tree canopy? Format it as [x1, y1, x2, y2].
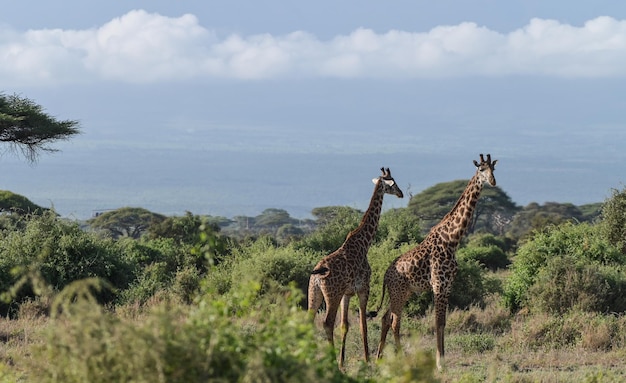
[0, 93, 81, 162]
[88, 207, 166, 239]
[0, 190, 47, 214]
[408, 179, 519, 235]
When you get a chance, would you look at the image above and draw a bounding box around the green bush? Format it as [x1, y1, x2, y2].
[26, 280, 355, 383]
[503, 222, 624, 312]
[457, 245, 509, 271]
[295, 206, 361, 253]
[600, 186, 626, 254]
[0, 212, 133, 313]
[528, 257, 626, 314]
[450, 258, 492, 309]
[511, 311, 626, 352]
[117, 262, 171, 305]
[376, 208, 423, 247]
[229, 240, 318, 299]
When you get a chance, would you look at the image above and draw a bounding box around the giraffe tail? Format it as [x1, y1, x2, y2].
[311, 266, 329, 276]
[366, 281, 387, 319]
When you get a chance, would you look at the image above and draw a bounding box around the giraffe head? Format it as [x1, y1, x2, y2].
[373, 167, 404, 198]
[473, 154, 498, 187]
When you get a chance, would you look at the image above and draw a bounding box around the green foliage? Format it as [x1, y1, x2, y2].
[0, 190, 47, 215]
[503, 222, 625, 312]
[0, 212, 132, 313]
[368, 242, 410, 312]
[255, 208, 296, 228]
[146, 211, 211, 244]
[276, 223, 305, 244]
[457, 244, 509, 271]
[448, 333, 496, 354]
[408, 179, 518, 235]
[579, 202, 603, 222]
[376, 208, 423, 246]
[297, 206, 362, 253]
[115, 229, 222, 305]
[512, 311, 626, 352]
[600, 186, 626, 254]
[450, 258, 494, 310]
[117, 262, 171, 305]
[373, 349, 439, 383]
[26, 280, 354, 383]
[223, 237, 318, 300]
[527, 256, 626, 314]
[506, 201, 592, 241]
[0, 93, 80, 162]
[88, 207, 166, 239]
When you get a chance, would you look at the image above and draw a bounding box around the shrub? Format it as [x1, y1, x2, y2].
[0, 212, 133, 314]
[376, 208, 423, 247]
[509, 311, 626, 352]
[600, 186, 626, 254]
[448, 333, 496, 354]
[458, 234, 512, 271]
[526, 256, 626, 314]
[450, 258, 492, 310]
[296, 206, 361, 253]
[503, 222, 624, 312]
[117, 262, 171, 305]
[457, 245, 509, 271]
[229, 242, 318, 300]
[25, 280, 355, 383]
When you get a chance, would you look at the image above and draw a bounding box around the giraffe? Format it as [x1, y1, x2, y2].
[371, 154, 497, 371]
[308, 167, 404, 368]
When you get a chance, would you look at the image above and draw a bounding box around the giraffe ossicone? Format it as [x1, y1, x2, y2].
[307, 167, 404, 368]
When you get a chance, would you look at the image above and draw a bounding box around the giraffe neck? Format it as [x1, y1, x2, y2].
[435, 173, 484, 248]
[344, 181, 385, 250]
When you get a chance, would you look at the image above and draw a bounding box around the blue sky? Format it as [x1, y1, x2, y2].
[1, 1, 625, 219]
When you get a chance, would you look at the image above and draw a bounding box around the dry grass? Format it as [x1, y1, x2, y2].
[325, 297, 626, 382]
[0, 312, 48, 380]
[1, 295, 626, 382]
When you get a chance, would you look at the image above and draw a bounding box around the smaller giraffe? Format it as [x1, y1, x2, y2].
[371, 154, 497, 371]
[308, 167, 404, 368]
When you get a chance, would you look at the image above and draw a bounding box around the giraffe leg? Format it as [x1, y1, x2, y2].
[376, 308, 391, 359]
[322, 295, 342, 356]
[390, 308, 403, 354]
[389, 288, 412, 356]
[338, 295, 350, 368]
[356, 290, 370, 363]
[434, 293, 449, 371]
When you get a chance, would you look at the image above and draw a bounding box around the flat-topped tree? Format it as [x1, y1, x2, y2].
[0, 93, 80, 162]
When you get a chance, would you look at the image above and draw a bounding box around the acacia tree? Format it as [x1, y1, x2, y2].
[88, 207, 166, 239]
[408, 179, 519, 235]
[0, 190, 47, 215]
[0, 93, 80, 162]
[506, 202, 588, 241]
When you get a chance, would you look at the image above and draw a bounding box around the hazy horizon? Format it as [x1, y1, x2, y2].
[2, 4, 625, 219]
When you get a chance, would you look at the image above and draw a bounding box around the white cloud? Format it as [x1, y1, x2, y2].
[2, 10, 626, 85]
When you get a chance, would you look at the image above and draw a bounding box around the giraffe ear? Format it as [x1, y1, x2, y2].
[372, 178, 379, 184]
[384, 180, 395, 186]
[492, 159, 498, 168]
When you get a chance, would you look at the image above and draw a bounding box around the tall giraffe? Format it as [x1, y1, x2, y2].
[308, 167, 404, 368]
[372, 154, 497, 371]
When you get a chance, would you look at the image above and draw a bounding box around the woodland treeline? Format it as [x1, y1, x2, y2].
[0, 179, 613, 315]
